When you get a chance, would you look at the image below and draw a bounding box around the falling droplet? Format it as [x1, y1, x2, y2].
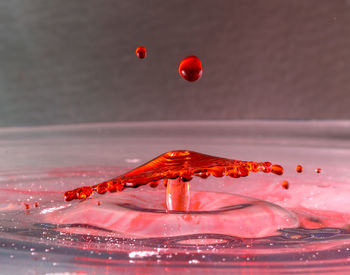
[282, 180, 289, 190]
[315, 168, 322, 174]
[136, 46, 147, 59]
[296, 165, 303, 173]
[178, 56, 203, 82]
[271, 164, 284, 176]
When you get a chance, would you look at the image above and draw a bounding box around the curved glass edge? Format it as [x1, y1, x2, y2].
[0, 120, 349, 147]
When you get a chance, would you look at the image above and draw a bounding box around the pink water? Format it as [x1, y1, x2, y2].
[0, 121, 350, 274]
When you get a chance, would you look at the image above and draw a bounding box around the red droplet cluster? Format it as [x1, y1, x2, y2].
[64, 150, 284, 201]
[178, 56, 203, 82]
[24, 202, 40, 210]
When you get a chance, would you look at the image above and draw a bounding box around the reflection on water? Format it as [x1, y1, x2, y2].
[1, 167, 350, 274]
[0, 121, 350, 274]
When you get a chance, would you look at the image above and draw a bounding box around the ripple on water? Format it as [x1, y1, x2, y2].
[1, 168, 350, 273]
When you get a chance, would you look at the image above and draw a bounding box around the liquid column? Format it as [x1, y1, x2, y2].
[165, 178, 190, 212]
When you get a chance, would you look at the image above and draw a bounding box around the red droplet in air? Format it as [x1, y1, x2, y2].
[282, 180, 289, 189]
[178, 56, 203, 82]
[34, 202, 39, 208]
[24, 203, 30, 210]
[296, 165, 303, 173]
[315, 168, 322, 173]
[271, 164, 284, 176]
[136, 46, 147, 59]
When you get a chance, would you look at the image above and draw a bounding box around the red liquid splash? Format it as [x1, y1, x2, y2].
[315, 168, 322, 173]
[135, 46, 147, 59]
[64, 150, 283, 203]
[178, 56, 203, 82]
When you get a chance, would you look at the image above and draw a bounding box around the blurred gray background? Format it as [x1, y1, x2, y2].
[1, 0, 350, 127]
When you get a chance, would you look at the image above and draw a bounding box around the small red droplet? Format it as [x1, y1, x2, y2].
[96, 182, 108, 194]
[296, 165, 303, 173]
[227, 168, 239, 178]
[262, 162, 272, 173]
[64, 190, 77, 201]
[315, 168, 322, 173]
[34, 202, 39, 208]
[136, 46, 147, 59]
[238, 167, 249, 177]
[149, 181, 159, 188]
[24, 203, 30, 210]
[108, 182, 117, 193]
[210, 167, 225, 177]
[76, 187, 93, 199]
[272, 164, 284, 175]
[282, 180, 289, 189]
[196, 171, 210, 179]
[178, 56, 203, 82]
[248, 162, 259, 172]
[97, 201, 101, 206]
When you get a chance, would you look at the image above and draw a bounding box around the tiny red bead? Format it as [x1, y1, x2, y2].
[77, 187, 93, 199]
[96, 182, 108, 194]
[296, 165, 303, 173]
[282, 180, 289, 189]
[149, 181, 159, 188]
[64, 190, 77, 201]
[136, 46, 147, 59]
[315, 168, 322, 173]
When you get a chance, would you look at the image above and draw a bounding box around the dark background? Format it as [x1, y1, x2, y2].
[1, 0, 350, 127]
